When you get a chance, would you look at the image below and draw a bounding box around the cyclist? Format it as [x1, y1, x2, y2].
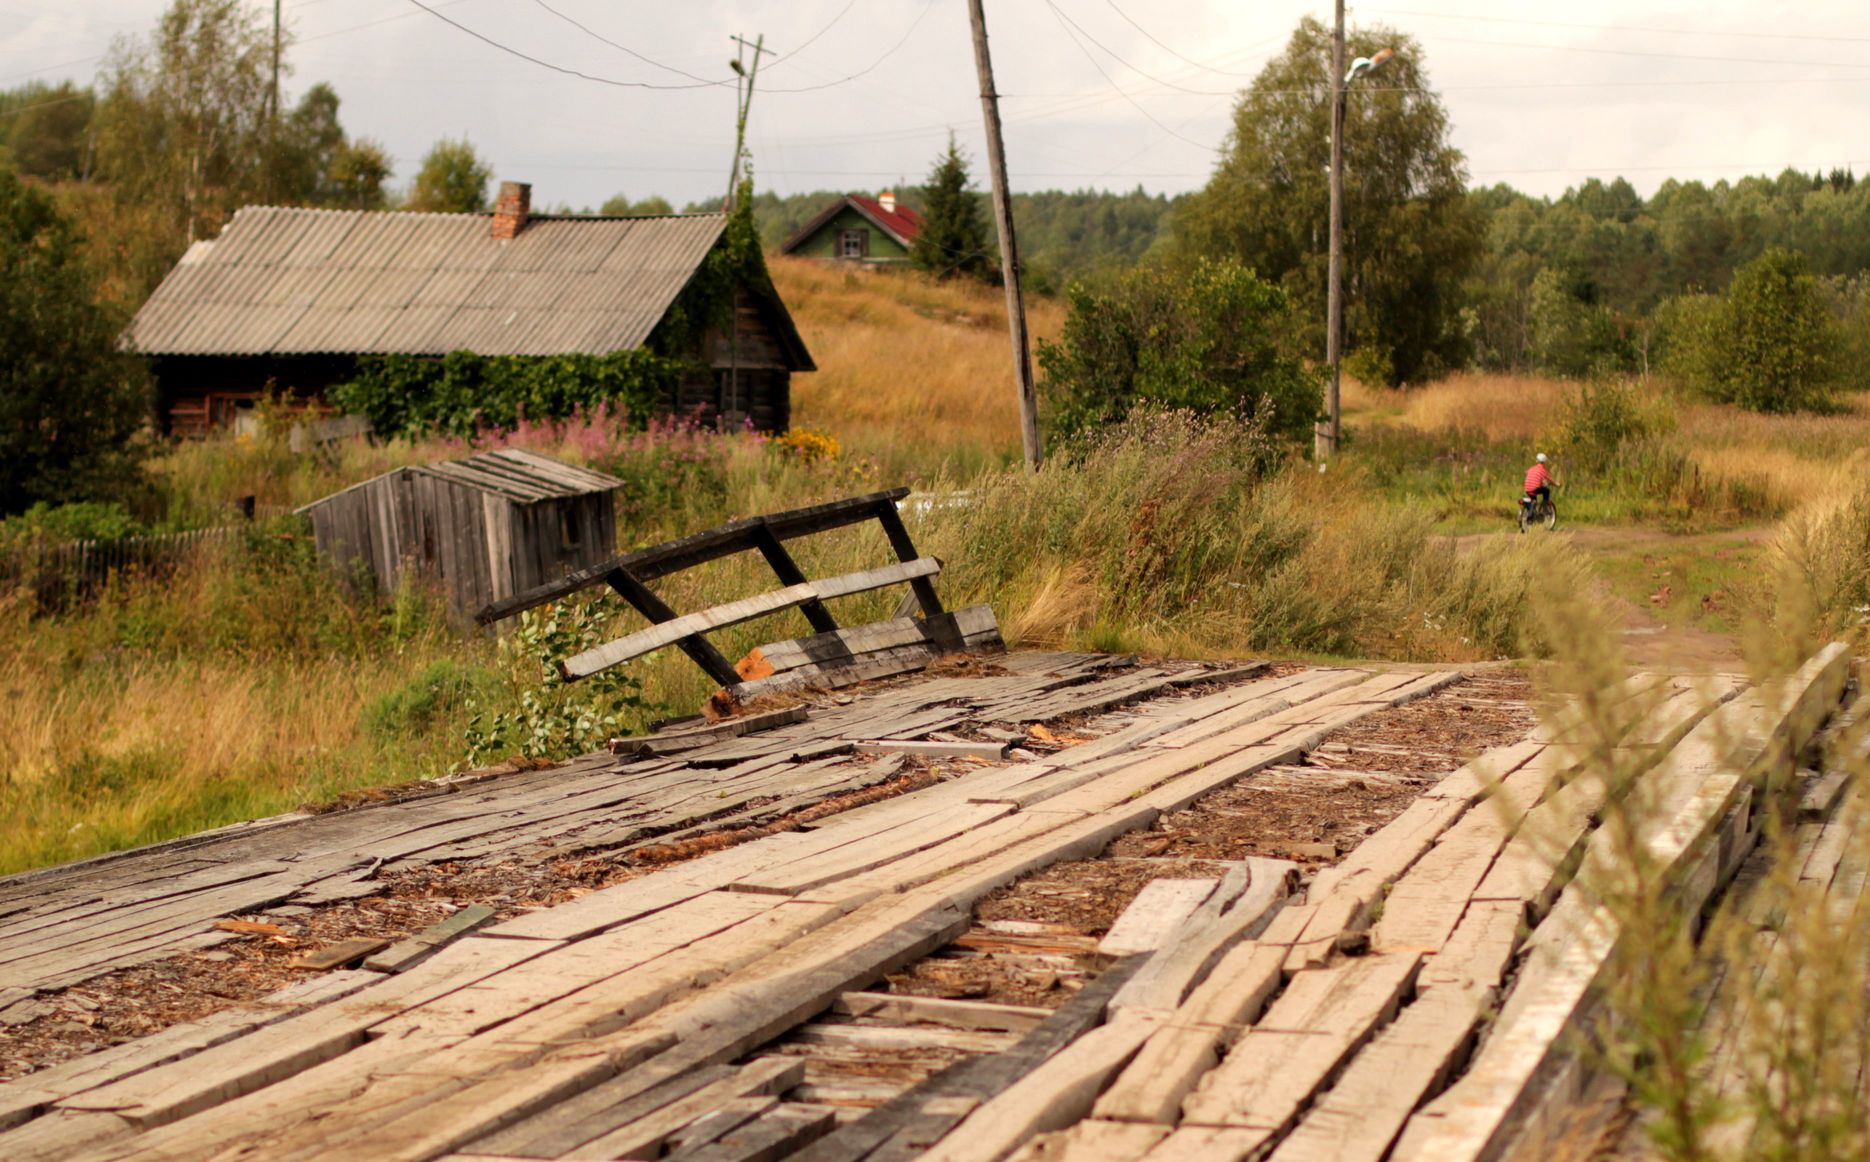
[1523, 453, 1557, 513]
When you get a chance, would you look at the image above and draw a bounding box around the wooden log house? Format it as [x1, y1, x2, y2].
[127, 182, 814, 436]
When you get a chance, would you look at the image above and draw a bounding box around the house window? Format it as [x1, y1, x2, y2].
[559, 506, 583, 551]
[839, 229, 869, 259]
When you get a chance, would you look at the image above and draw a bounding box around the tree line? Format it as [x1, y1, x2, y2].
[4, 0, 1866, 518]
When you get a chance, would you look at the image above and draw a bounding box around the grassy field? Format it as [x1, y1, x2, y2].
[775, 256, 1059, 478]
[2, 263, 1864, 875]
[1341, 372, 1870, 526]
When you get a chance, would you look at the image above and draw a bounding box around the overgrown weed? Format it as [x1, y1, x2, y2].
[1519, 519, 1870, 1160]
[923, 410, 1581, 660]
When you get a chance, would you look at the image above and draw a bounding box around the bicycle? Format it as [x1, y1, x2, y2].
[1517, 491, 1558, 533]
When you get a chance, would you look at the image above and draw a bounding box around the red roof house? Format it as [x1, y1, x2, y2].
[780, 191, 923, 264]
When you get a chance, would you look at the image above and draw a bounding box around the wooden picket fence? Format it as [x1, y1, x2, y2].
[0, 525, 247, 608]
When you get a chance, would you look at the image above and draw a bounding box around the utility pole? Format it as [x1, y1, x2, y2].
[270, 0, 283, 124]
[1317, 0, 1347, 463]
[723, 33, 771, 430]
[725, 34, 771, 209]
[967, 0, 1043, 472]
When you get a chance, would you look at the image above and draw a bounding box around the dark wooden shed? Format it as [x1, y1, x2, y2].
[297, 448, 624, 616]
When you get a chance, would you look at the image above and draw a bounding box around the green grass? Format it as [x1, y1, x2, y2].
[0, 410, 1586, 875]
[1584, 534, 1766, 638]
[1341, 423, 1782, 534]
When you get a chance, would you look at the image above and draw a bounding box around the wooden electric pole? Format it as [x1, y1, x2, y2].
[967, 0, 1043, 471]
[270, 0, 282, 124]
[726, 33, 771, 209]
[1317, 0, 1347, 463]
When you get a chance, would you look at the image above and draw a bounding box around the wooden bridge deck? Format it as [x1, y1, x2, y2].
[0, 646, 1849, 1162]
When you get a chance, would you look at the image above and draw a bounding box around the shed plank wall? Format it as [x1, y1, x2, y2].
[304, 470, 622, 616]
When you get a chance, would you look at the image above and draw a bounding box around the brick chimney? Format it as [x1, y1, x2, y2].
[878, 190, 897, 214]
[491, 181, 531, 240]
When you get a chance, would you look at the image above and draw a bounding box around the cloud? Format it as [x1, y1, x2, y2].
[4, 0, 1866, 208]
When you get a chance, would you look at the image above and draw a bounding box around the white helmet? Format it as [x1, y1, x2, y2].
[1535, 453, 1547, 463]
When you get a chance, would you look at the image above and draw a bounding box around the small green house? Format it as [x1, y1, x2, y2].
[780, 192, 923, 264]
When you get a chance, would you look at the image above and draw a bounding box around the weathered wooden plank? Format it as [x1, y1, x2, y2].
[670, 1104, 838, 1162]
[791, 1022, 1019, 1055]
[1266, 982, 1494, 1162]
[562, 558, 943, 681]
[781, 941, 1151, 1162]
[726, 645, 945, 703]
[1371, 753, 1560, 953]
[1179, 952, 1423, 1146]
[563, 1059, 804, 1160]
[1005, 1120, 1169, 1162]
[1390, 645, 1850, 1162]
[485, 831, 832, 941]
[741, 622, 923, 678]
[1283, 743, 1545, 971]
[290, 937, 390, 971]
[1097, 879, 1220, 956]
[272, 895, 970, 1162]
[1090, 935, 1294, 1127]
[853, 739, 1011, 761]
[603, 566, 745, 689]
[470, 1065, 737, 1157]
[1110, 859, 1295, 1014]
[56, 934, 557, 1129]
[610, 707, 811, 758]
[916, 1012, 1166, 1162]
[832, 993, 1051, 1034]
[474, 487, 912, 624]
[0, 971, 379, 1134]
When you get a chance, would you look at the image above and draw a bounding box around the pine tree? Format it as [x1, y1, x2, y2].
[911, 136, 994, 281]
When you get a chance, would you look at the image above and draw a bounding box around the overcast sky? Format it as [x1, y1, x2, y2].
[3, 0, 1866, 210]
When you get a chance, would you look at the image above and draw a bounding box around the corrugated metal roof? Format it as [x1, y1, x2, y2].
[298, 448, 625, 514]
[129, 208, 729, 357]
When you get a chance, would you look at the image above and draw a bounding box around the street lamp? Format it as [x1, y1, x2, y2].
[1315, 4, 1395, 465]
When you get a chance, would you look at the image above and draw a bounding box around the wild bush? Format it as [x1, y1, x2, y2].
[360, 658, 500, 743]
[0, 501, 145, 548]
[1036, 260, 1320, 443]
[330, 350, 683, 441]
[464, 598, 654, 764]
[1662, 247, 1841, 414]
[0, 167, 151, 515]
[1561, 379, 1675, 471]
[1762, 477, 1870, 651]
[1529, 267, 1638, 378]
[924, 409, 1577, 659]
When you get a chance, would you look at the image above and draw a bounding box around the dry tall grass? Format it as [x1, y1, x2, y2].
[1345, 372, 1577, 442]
[1346, 369, 1870, 515]
[771, 257, 1064, 473]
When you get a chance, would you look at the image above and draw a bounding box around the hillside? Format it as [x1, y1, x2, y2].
[769, 256, 1065, 472]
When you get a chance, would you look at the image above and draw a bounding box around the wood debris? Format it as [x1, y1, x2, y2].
[0, 651, 1836, 1162]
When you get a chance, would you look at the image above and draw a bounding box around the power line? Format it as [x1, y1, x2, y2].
[767, 0, 858, 69]
[527, 0, 727, 86]
[1099, 0, 1277, 78]
[1363, 8, 1870, 47]
[0, 89, 88, 121]
[397, 0, 719, 89]
[1044, 2, 1233, 95]
[761, 1, 938, 94]
[1041, 0, 1221, 152]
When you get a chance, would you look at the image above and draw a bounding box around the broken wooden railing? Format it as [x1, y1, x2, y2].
[474, 488, 1001, 702]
